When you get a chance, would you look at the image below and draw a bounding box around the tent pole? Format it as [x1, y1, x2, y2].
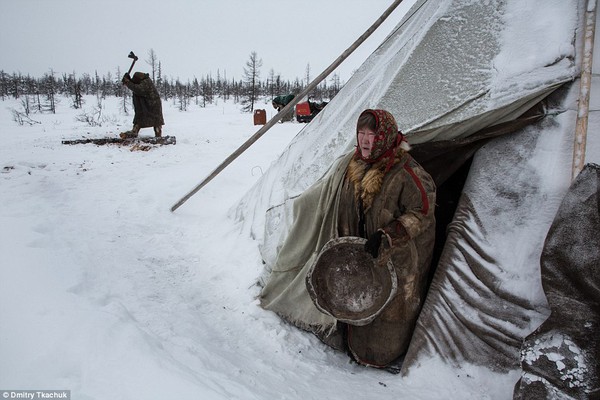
[171, 0, 405, 212]
[572, 0, 597, 180]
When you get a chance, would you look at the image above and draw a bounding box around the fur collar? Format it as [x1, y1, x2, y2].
[346, 149, 407, 211]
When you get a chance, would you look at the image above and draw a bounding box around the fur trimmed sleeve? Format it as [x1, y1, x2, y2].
[390, 160, 436, 242]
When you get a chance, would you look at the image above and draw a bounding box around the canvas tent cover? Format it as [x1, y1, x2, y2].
[235, 0, 578, 251]
[234, 0, 591, 392]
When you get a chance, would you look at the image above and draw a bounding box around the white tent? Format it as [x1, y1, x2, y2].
[235, 0, 578, 244]
[234, 0, 599, 397]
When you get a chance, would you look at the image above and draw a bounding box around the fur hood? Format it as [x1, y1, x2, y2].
[346, 148, 409, 211]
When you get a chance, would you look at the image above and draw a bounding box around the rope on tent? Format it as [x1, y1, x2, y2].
[572, 0, 597, 180]
[170, 0, 406, 212]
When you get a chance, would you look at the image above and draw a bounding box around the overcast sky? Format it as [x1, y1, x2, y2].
[0, 0, 416, 83]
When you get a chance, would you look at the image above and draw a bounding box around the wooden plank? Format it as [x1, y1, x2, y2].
[572, 0, 597, 180]
[170, 0, 406, 212]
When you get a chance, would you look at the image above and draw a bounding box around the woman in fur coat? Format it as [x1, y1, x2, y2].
[260, 109, 436, 368]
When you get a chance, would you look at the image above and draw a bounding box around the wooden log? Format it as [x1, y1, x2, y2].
[62, 136, 176, 146]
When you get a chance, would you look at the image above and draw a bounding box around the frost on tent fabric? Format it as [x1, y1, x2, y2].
[513, 163, 600, 400]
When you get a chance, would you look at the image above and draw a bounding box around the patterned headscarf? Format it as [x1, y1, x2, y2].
[355, 109, 406, 167]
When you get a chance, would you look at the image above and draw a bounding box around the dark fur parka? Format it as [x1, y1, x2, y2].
[123, 73, 164, 128]
[336, 149, 436, 367]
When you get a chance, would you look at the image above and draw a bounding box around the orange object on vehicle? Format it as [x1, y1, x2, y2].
[296, 102, 312, 123]
[296, 102, 311, 116]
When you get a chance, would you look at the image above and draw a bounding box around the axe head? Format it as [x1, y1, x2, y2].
[128, 51, 138, 61]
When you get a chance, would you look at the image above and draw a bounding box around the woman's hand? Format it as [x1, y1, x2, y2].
[365, 230, 387, 258]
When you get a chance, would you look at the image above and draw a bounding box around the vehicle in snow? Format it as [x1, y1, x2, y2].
[295, 100, 328, 123]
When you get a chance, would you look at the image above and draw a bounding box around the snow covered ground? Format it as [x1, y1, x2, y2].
[1, 96, 521, 399]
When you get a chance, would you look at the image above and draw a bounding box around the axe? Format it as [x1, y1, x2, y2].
[126, 51, 138, 75]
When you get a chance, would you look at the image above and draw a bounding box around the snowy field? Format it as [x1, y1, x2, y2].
[0, 96, 519, 399]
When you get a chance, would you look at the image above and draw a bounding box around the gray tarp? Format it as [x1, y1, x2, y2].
[513, 163, 600, 400]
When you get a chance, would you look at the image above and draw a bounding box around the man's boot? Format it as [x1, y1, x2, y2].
[120, 125, 140, 139]
[154, 126, 162, 138]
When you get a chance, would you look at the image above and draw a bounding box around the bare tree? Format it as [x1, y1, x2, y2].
[329, 73, 342, 99]
[201, 74, 214, 106]
[267, 68, 276, 99]
[215, 69, 223, 97]
[175, 79, 189, 111]
[156, 61, 167, 100]
[146, 49, 158, 81]
[42, 69, 57, 114]
[115, 66, 129, 114]
[69, 72, 84, 109]
[0, 70, 8, 100]
[241, 51, 262, 113]
[305, 63, 311, 87]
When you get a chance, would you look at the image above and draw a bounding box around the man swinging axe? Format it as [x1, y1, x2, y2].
[120, 51, 165, 139]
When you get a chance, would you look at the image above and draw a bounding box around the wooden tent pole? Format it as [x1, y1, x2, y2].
[572, 0, 597, 180]
[171, 0, 405, 212]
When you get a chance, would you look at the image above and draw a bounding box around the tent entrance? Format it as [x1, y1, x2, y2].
[429, 156, 472, 279]
[410, 102, 549, 279]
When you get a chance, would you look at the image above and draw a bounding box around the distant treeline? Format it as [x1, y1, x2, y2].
[0, 51, 344, 115]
